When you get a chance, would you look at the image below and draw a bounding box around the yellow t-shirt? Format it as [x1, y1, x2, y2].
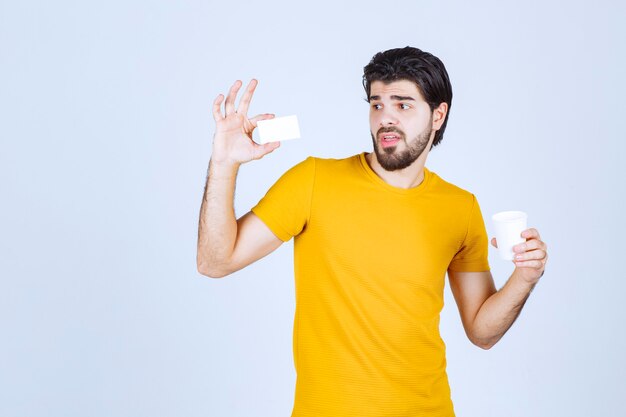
[251, 152, 490, 417]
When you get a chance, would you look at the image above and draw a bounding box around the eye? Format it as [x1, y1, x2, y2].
[372, 103, 382, 110]
[400, 103, 410, 110]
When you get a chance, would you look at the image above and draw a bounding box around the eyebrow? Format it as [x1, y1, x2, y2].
[368, 95, 416, 102]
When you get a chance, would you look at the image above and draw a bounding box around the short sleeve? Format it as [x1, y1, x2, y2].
[448, 194, 491, 272]
[250, 156, 315, 242]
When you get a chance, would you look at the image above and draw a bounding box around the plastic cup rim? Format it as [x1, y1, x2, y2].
[492, 210, 528, 222]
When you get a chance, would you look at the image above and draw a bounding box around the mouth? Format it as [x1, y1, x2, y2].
[379, 133, 402, 148]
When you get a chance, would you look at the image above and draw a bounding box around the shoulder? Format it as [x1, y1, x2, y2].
[427, 169, 479, 208]
[282, 155, 317, 176]
[279, 153, 357, 181]
[307, 153, 360, 167]
[301, 153, 362, 177]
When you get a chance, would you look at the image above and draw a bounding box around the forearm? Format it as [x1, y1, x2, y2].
[471, 269, 537, 349]
[196, 158, 241, 276]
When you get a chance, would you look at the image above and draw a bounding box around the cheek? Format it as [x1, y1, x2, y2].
[408, 114, 431, 132]
[369, 113, 380, 129]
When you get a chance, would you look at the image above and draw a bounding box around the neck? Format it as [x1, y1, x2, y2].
[365, 151, 429, 189]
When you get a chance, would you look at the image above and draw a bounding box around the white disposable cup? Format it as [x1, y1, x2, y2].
[492, 211, 528, 260]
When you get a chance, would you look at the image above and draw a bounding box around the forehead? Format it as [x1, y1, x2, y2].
[369, 79, 425, 101]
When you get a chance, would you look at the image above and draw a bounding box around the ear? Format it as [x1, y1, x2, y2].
[432, 102, 448, 131]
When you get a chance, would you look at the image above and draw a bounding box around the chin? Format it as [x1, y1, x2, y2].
[375, 145, 426, 172]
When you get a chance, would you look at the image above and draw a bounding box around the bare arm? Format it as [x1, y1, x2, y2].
[448, 228, 548, 349]
[196, 79, 282, 278]
[448, 269, 534, 349]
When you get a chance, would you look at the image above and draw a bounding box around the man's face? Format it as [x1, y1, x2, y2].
[368, 80, 434, 171]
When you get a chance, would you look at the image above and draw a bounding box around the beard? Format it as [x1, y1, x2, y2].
[370, 122, 433, 172]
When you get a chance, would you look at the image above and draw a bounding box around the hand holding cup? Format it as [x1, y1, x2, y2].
[491, 211, 548, 284]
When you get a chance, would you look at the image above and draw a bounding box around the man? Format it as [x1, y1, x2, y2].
[197, 47, 548, 417]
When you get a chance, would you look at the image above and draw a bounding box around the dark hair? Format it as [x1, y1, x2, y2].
[363, 46, 453, 148]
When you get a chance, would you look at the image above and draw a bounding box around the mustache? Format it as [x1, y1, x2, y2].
[376, 127, 405, 138]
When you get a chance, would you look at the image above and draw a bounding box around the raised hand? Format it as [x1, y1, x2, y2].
[211, 79, 280, 166]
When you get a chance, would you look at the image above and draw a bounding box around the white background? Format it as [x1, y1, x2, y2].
[1, 1, 624, 416]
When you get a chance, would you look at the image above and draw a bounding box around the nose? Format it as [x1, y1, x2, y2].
[379, 108, 398, 127]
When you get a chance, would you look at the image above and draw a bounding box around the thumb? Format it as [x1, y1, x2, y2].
[252, 141, 281, 160]
[249, 113, 275, 128]
[491, 237, 498, 248]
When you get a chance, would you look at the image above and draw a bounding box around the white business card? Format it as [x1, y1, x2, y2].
[257, 115, 301, 144]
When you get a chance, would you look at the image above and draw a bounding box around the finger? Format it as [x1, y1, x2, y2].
[514, 259, 545, 269]
[514, 249, 547, 261]
[521, 228, 541, 240]
[252, 141, 281, 160]
[249, 113, 275, 128]
[212, 94, 225, 121]
[513, 237, 548, 254]
[513, 239, 539, 253]
[237, 79, 258, 117]
[224, 80, 242, 116]
[491, 237, 498, 248]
